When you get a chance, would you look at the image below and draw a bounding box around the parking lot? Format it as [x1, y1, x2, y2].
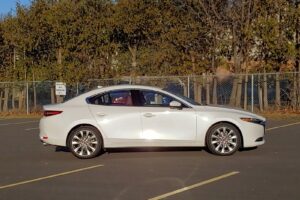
[0, 118, 299, 200]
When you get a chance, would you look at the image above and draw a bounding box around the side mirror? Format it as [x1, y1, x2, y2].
[169, 100, 182, 109]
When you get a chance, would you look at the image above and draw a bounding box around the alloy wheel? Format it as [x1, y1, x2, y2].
[70, 128, 100, 158]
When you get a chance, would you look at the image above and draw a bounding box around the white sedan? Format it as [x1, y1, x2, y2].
[39, 85, 266, 159]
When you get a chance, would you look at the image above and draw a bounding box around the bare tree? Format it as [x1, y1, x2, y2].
[228, 0, 258, 107]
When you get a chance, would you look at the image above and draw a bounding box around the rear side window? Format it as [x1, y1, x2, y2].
[88, 90, 133, 106]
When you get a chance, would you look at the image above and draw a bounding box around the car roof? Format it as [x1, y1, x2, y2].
[98, 84, 161, 91]
[64, 85, 164, 104]
[89, 84, 162, 95]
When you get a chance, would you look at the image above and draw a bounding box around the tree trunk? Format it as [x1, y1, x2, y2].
[12, 47, 16, 110]
[56, 47, 64, 104]
[229, 76, 238, 106]
[235, 75, 243, 107]
[198, 81, 202, 104]
[205, 74, 210, 104]
[183, 85, 188, 97]
[292, 73, 297, 110]
[0, 91, 3, 112]
[33, 73, 37, 110]
[211, 53, 217, 104]
[263, 69, 269, 110]
[3, 85, 9, 112]
[193, 77, 200, 102]
[212, 76, 217, 104]
[51, 87, 56, 104]
[128, 44, 137, 77]
[275, 73, 281, 110]
[229, 26, 240, 106]
[298, 71, 300, 110]
[295, 1, 300, 110]
[33, 82, 37, 110]
[12, 85, 15, 110]
[243, 74, 248, 110]
[258, 75, 263, 111]
[191, 54, 200, 103]
[57, 47, 63, 66]
[18, 89, 24, 111]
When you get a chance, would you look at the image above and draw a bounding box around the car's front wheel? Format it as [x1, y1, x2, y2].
[206, 123, 241, 156]
[68, 126, 102, 159]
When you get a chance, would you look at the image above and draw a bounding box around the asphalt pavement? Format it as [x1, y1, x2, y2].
[0, 117, 299, 200]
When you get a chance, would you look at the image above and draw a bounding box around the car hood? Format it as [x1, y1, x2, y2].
[193, 105, 266, 121]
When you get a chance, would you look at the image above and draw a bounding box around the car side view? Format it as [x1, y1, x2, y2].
[39, 85, 266, 159]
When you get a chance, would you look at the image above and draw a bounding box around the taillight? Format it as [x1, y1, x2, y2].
[44, 110, 63, 117]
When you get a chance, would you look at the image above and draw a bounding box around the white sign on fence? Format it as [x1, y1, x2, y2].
[55, 82, 66, 96]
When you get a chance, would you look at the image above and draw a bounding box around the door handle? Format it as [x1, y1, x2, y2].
[97, 113, 106, 117]
[144, 113, 155, 118]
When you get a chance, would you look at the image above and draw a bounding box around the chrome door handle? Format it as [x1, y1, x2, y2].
[97, 113, 106, 117]
[144, 113, 155, 118]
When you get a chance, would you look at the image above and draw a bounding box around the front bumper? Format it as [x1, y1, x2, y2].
[241, 121, 266, 148]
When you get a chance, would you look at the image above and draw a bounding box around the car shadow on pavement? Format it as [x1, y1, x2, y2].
[55, 146, 70, 152]
[105, 147, 204, 154]
[54, 146, 257, 155]
[239, 146, 258, 152]
[53, 146, 204, 157]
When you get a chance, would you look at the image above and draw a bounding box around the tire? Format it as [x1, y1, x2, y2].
[206, 123, 241, 156]
[67, 126, 102, 159]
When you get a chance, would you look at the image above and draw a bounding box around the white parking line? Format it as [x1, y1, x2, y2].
[25, 127, 39, 131]
[266, 121, 300, 131]
[0, 121, 39, 126]
[0, 164, 104, 190]
[148, 171, 240, 200]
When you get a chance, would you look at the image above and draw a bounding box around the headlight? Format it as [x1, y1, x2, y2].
[240, 118, 265, 126]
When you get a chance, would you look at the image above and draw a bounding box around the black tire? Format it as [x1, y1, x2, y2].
[206, 123, 241, 156]
[67, 126, 102, 159]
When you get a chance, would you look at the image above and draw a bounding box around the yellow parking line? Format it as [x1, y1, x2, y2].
[148, 171, 240, 200]
[0, 164, 103, 190]
[266, 121, 300, 131]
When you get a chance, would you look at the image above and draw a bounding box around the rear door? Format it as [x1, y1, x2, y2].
[87, 90, 143, 146]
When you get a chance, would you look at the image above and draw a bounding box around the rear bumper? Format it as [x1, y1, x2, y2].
[39, 117, 67, 146]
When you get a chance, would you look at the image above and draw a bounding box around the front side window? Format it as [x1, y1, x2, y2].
[140, 90, 175, 107]
[163, 89, 200, 105]
[88, 90, 133, 106]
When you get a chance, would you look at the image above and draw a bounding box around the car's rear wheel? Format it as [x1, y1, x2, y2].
[68, 126, 102, 159]
[206, 123, 241, 156]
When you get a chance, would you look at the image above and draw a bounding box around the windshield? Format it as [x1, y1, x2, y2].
[163, 89, 201, 106]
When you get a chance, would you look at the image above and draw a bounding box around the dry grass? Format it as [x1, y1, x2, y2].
[0, 111, 42, 119]
[259, 110, 300, 121]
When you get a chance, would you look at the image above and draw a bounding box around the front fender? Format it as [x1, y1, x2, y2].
[196, 114, 243, 146]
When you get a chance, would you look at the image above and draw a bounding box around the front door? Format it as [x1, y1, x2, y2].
[138, 90, 197, 143]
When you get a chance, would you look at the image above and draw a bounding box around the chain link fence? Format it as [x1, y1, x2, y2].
[1, 72, 300, 114]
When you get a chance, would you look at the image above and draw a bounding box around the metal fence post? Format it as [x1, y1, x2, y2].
[26, 81, 29, 115]
[187, 76, 190, 98]
[251, 74, 254, 112]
